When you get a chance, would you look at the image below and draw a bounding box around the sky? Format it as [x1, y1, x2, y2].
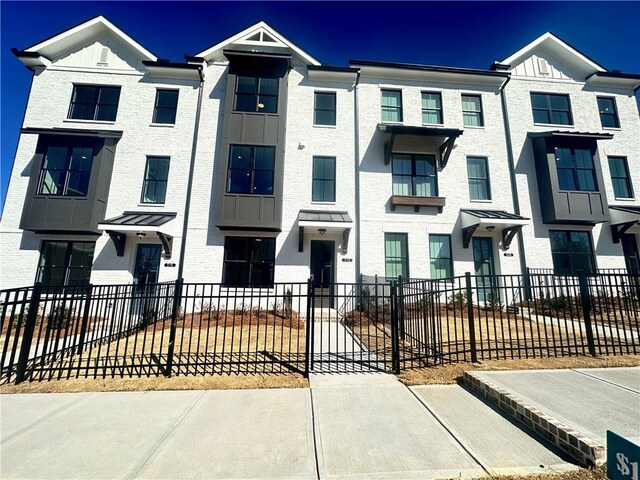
[1, 1, 640, 214]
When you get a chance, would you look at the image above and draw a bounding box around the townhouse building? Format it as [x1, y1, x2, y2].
[1, 16, 638, 292]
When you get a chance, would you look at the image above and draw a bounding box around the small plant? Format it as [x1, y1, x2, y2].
[417, 292, 432, 311]
[448, 291, 468, 309]
[283, 288, 293, 319]
[485, 291, 503, 310]
[176, 306, 185, 321]
[48, 304, 74, 330]
[359, 286, 375, 312]
[141, 307, 157, 326]
[11, 307, 29, 327]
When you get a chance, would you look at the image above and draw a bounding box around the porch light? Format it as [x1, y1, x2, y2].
[318, 228, 327, 236]
[486, 226, 495, 232]
[136, 232, 147, 240]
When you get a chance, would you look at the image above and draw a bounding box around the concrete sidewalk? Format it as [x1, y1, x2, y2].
[2, 371, 579, 479]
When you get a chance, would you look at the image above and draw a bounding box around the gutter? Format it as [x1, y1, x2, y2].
[353, 69, 361, 282]
[498, 75, 528, 278]
[177, 65, 204, 280]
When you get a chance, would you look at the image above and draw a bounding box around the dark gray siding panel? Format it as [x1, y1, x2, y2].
[20, 136, 117, 234]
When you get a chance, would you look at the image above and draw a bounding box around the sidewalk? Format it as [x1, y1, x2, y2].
[1, 370, 581, 479]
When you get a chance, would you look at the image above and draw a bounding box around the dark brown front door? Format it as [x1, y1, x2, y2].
[310, 240, 334, 308]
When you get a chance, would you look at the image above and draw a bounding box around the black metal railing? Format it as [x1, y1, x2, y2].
[1, 269, 638, 384]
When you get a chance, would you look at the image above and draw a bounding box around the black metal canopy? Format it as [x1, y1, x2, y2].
[100, 212, 176, 258]
[101, 211, 176, 227]
[377, 124, 463, 167]
[609, 205, 640, 243]
[460, 209, 529, 250]
[297, 210, 353, 253]
[527, 130, 614, 140]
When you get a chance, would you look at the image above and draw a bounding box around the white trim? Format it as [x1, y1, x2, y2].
[195, 21, 320, 66]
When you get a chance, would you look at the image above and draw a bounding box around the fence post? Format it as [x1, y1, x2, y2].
[304, 279, 313, 377]
[15, 283, 43, 384]
[397, 276, 405, 341]
[164, 278, 184, 377]
[75, 284, 93, 355]
[577, 270, 597, 357]
[465, 272, 478, 363]
[524, 267, 532, 301]
[390, 280, 400, 374]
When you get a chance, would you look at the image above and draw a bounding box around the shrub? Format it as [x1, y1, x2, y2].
[283, 288, 293, 319]
[48, 304, 74, 330]
[485, 291, 503, 310]
[448, 291, 468, 309]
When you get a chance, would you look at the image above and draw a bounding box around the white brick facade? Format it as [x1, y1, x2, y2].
[1, 19, 638, 291]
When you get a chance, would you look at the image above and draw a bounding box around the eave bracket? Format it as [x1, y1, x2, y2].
[106, 231, 127, 257]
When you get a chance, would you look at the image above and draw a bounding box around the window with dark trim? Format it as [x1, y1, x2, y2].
[555, 147, 597, 191]
[68, 85, 121, 121]
[385, 233, 409, 278]
[530, 92, 573, 125]
[234, 76, 278, 113]
[381, 89, 403, 122]
[312, 156, 336, 202]
[608, 156, 634, 199]
[36, 241, 95, 286]
[227, 145, 275, 195]
[38, 143, 94, 196]
[314, 92, 336, 126]
[141, 157, 170, 204]
[153, 89, 179, 124]
[549, 231, 596, 275]
[467, 156, 491, 200]
[392, 154, 437, 197]
[461, 94, 484, 127]
[223, 237, 275, 287]
[429, 234, 453, 280]
[421, 92, 443, 125]
[597, 97, 620, 128]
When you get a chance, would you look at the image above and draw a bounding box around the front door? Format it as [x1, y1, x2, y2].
[472, 237, 496, 303]
[621, 234, 640, 274]
[134, 244, 162, 287]
[310, 240, 335, 308]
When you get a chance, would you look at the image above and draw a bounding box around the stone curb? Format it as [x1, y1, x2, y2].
[462, 371, 605, 467]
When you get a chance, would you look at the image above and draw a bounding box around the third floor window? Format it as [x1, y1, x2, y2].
[555, 147, 597, 192]
[381, 89, 403, 122]
[392, 154, 437, 197]
[153, 89, 179, 124]
[227, 145, 275, 195]
[597, 97, 620, 128]
[234, 76, 278, 113]
[422, 92, 443, 125]
[68, 85, 121, 122]
[531, 92, 573, 125]
[38, 141, 94, 197]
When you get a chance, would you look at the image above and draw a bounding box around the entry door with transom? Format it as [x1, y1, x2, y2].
[310, 240, 335, 308]
[472, 237, 496, 303]
[622, 234, 640, 274]
[132, 244, 162, 318]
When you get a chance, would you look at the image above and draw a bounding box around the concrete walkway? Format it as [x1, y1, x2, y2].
[1, 372, 579, 479]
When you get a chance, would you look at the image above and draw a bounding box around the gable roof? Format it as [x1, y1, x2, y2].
[501, 32, 606, 74]
[22, 15, 157, 63]
[194, 21, 320, 66]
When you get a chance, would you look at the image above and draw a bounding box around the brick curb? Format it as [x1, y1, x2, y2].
[462, 371, 605, 467]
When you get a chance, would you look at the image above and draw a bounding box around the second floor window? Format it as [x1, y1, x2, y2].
[467, 156, 491, 201]
[461, 95, 484, 127]
[314, 92, 336, 126]
[68, 85, 121, 121]
[597, 97, 620, 128]
[38, 143, 94, 196]
[227, 145, 275, 195]
[381, 89, 402, 122]
[392, 154, 437, 197]
[234, 76, 278, 113]
[312, 156, 336, 202]
[531, 92, 572, 125]
[555, 147, 597, 192]
[422, 92, 443, 124]
[36, 241, 95, 286]
[608, 156, 633, 199]
[153, 89, 179, 124]
[141, 156, 170, 204]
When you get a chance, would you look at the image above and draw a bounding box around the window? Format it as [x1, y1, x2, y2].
[227, 145, 275, 195]
[314, 92, 336, 126]
[153, 89, 179, 124]
[381, 89, 402, 122]
[530, 93, 572, 125]
[68, 85, 121, 121]
[141, 157, 170, 204]
[312, 156, 336, 202]
[392, 154, 437, 197]
[422, 92, 443, 124]
[385, 233, 409, 278]
[223, 237, 275, 287]
[467, 156, 491, 200]
[36, 241, 95, 286]
[234, 76, 278, 113]
[38, 143, 94, 196]
[549, 231, 596, 275]
[461, 95, 484, 127]
[555, 147, 597, 191]
[429, 234, 453, 280]
[608, 156, 633, 199]
[597, 97, 620, 128]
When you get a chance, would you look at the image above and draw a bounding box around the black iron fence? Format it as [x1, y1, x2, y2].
[1, 269, 638, 384]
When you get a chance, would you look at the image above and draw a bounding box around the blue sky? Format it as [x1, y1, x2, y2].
[2, 1, 640, 213]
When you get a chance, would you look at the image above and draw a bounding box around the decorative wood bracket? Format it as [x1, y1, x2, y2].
[502, 225, 523, 250]
[106, 230, 126, 257]
[439, 137, 456, 168]
[157, 232, 173, 259]
[383, 133, 396, 165]
[462, 224, 479, 249]
[611, 221, 636, 244]
[298, 226, 304, 252]
[342, 228, 351, 254]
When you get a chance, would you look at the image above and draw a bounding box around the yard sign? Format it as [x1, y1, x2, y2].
[608, 430, 640, 480]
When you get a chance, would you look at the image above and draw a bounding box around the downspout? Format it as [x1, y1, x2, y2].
[353, 70, 361, 281]
[499, 75, 528, 278]
[177, 65, 204, 281]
